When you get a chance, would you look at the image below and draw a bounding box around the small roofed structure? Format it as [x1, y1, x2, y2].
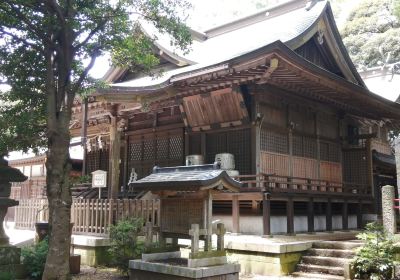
[130, 163, 241, 245]
[129, 164, 241, 279]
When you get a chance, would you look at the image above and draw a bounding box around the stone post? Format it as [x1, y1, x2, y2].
[189, 224, 199, 255]
[395, 138, 400, 203]
[381, 185, 396, 235]
[216, 223, 226, 251]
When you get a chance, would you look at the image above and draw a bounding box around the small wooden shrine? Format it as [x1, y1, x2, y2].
[129, 163, 241, 279]
[130, 163, 241, 250]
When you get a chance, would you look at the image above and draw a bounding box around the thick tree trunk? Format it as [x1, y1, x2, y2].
[42, 127, 72, 280]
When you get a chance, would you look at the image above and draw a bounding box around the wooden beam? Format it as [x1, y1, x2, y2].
[287, 197, 295, 235]
[262, 193, 271, 236]
[342, 200, 348, 231]
[326, 199, 332, 232]
[307, 197, 315, 233]
[357, 201, 363, 229]
[232, 195, 240, 234]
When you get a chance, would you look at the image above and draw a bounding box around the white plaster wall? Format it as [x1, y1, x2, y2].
[213, 215, 358, 235]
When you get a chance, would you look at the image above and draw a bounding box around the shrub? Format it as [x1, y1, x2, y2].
[352, 222, 395, 280]
[108, 218, 144, 274]
[21, 237, 49, 279]
[0, 272, 14, 280]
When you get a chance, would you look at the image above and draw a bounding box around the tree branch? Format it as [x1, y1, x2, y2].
[45, 0, 65, 24]
[0, 28, 44, 54]
[74, 20, 107, 50]
[71, 49, 99, 96]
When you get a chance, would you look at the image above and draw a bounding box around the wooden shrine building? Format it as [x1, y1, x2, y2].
[70, 0, 400, 235]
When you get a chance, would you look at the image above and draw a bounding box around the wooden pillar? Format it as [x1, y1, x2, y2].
[204, 191, 212, 251]
[342, 200, 348, 231]
[81, 98, 88, 176]
[315, 112, 321, 180]
[326, 199, 332, 232]
[307, 197, 315, 233]
[262, 192, 271, 236]
[122, 136, 129, 192]
[251, 124, 261, 175]
[109, 116, 121, 199]
[366, 139, 374, 196]
[288, 128, 293, 177]
[184, 130, 190, 157]
[287, 197, 294, 235]
[232, 195, 240, 234]
[357, 201, 363, 229]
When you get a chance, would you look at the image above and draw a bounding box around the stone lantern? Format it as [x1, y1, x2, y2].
[0, 156, 27, 277]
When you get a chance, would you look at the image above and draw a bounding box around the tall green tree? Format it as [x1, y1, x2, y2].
[0, 1, 191, 279]
[341, 0, 400, 68]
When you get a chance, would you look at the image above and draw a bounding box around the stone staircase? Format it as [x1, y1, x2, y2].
[292, 240, 363, 279]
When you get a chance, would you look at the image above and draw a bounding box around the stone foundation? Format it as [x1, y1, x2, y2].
[130, 269, 239, 280]
[0, 246, 26, 279]
[226, 249, 301, 276]
[129, 260, 240, 280]
[71, 236, 111, 266]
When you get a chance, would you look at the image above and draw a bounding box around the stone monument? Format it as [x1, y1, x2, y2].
[0, 156, 28, 278]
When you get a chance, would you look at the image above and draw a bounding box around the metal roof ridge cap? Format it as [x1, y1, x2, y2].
[204, 0, 309, 38]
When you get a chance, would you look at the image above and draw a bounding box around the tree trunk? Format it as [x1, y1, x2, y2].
[42, 126, 72, 280]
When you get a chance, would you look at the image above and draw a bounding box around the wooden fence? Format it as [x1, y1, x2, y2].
[14, 198, 160, 236]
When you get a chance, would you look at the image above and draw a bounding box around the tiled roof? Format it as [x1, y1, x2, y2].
[129, 164, 242, 191]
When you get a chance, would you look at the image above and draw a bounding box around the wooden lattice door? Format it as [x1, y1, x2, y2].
[127, 128, 184, 180]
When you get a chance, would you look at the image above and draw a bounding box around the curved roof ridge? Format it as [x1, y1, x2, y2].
[204, 0, 323, 38]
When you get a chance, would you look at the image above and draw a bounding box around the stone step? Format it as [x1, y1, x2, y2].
[291, 272, 345, 280]
[307, 248, 355, 258]
[296, 264, 344, 276]
[312, 241, 362, 250]
[301, 256, 348, 267]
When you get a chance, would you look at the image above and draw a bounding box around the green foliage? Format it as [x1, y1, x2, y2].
[394, 0, 400, 20]
[0, 272, 14, 280]
[21, 238, 49, 280]
[108, 218, 144, 274]
[352, 222, 395, 280]
[70, 174, 91, 185]
[340, 0, 400, 68]
[0, 0, 192, 155]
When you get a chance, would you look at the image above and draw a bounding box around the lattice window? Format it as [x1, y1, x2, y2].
[228, 129, 251, 175]
[261, 129, 288, 154]
[157, 138, 169, 160]
[129, 142, 142, 161]
[292, 135, 303, 157]
[320, 142, 329, 161]
[169, 136, 183, 159]
[205, 129, 251, 175]
[303, 136, 317, 158]
[143, 139, 155, 160]
[328, 143, 341, 162]
[343, 149, 367, 184]
[86, 151, 98, 174]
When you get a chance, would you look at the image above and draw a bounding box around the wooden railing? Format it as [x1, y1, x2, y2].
[235, 174, 371, 197]
[14, 198, 160, 237]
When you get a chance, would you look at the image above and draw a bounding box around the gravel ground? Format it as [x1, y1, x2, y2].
[71, 267, 320, 280]
[71, 266, 128, 280]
